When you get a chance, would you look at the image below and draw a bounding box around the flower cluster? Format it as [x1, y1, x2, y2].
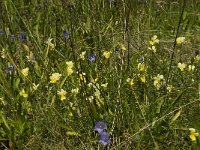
[178, 63, 195, 72]
[176, 37, 185, 45]
[94, 121, 111, 146]
[66, 61, 74, 76]
[137, 62, 146, 83]
[148, 35, 159, 53]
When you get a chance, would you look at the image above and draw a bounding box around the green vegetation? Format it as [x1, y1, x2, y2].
[0, 0, 200, 149]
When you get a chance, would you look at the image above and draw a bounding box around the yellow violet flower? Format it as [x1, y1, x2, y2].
[167, 85, 173, 92]
[1, 48, 6, 58]
[189, 128, 199, 142]
[148, 46, 157, 53]
[140, 75, 146, 83]
[67, 68, 73, 76]
[20, 89, 28, 98]
[50, 73, 62, 83]
[194, 55, 200, 62]
[66, 61, 74, 76]
[188, 65, 195, 72]
[153, 74, 164, 90]
[57, 89, 67, 101]
[46, 38, 55, 50]
[149, 35, 159, 45]
[126, 78, 134, 85]
[176, 37, 185, 45]
[120, 43, 126, 51]
[138, 63, 145, 71]
[153, 74, 164, 84]
[80, 51, 86, 60]
[103, 51, 111, 59]
[66, 61, 74, 68]
[21, 67, 29, 77]
[178, 63, 186, 71]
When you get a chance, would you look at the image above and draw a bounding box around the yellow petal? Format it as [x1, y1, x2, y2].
[50, 79, 57, 83]
[189, 133, 196, 141]
[60, 95, 66, 101]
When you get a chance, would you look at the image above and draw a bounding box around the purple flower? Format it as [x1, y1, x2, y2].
[0, 30, 4, 35]
[19, 32, 26, 41]
[31, 56, 35, 62]
[108, 0, 113, 3]
[94, 121, 107, 134]
[88, 54, 95, 62]
[63, 31, 69, 39]
[5, 65, 14, 73]
[99, 132, 111, 145]
[10, 34, 15, 39]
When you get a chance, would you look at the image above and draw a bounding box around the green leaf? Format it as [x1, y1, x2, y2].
[164, 89, 186, 115]
[156, 95, 167, 114]
[0, 111, 10, 131]
[66, 131, 81, 136]
[14, 78, 20, 90]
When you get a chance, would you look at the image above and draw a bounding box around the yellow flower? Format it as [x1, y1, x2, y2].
[153, 74, 164, 84]
[80, 51, 86, 60]
[126, 78, 134, 85]
[57, 89, 67, 101]
[178, 63, 186, 71]
[189, 128, 199, 142]
[188, 65, 195, 72]
[194, 55, 200, 62]
[50, 73, 62, 83]
[103, 51, 111, 59]
[153, 74, 164, 90]
[120, 43, 126, 51]
[149, 35, 159, 45]
[167, 85, 173, 92]
[67, 68, 73, 76]
[138, 63, 145, 71]
[148, 46, 157, 53]
[66, 61, 74, 76]
[176, 37, 185, 45]
[140, 75, 146, 83]
[21, 67, 29, 77]
[46, 38, 55, 50]
[66, 61, 74, 69]
[19, 89, 28, 98]
[1, 48, 6, 58]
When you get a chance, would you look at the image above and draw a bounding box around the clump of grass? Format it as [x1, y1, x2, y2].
[0, 0, 200, 149]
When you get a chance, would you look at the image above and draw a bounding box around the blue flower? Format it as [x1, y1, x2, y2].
[99, 132, 111, 145]
[88, 54, 95, 62]
[10, 34, 15, 40]
[0, 30, 4, 35]
[63, 31, 69, 39]
[94, 121, 107, 134]
[5, 65, 14, 73]
[19, 32, 26, 41]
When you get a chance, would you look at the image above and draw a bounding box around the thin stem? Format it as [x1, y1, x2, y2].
[166, 0, 186, 84]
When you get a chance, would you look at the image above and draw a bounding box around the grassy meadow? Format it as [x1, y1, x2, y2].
[0, 0, 200, 149]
